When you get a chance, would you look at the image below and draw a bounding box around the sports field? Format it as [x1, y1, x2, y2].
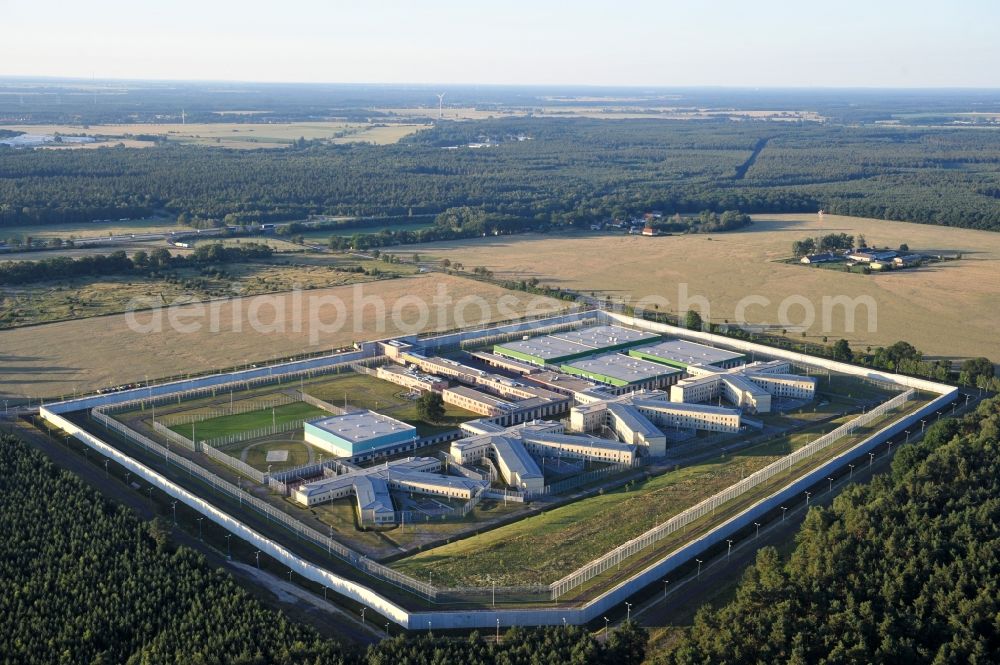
[0, 273, 567, 400]
[307, 373, 479, 435]
[167, 401, 325, 440]
[392, 214, 1000, 362]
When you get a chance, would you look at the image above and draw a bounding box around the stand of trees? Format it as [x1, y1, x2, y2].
[0, 242, 273, 285]
[791, 232, 855, 256]
[657, 396, 1000, 664]
[0, 433, 647, 664]
[4, 119, 1000, 233]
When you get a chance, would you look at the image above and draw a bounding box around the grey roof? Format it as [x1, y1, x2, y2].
[551, 325, 660, 348]
[564, 353, 681, 384]
[522, 431, 635, 454]
[632, 399, 741, 416]
[606, 402, 662, 437]
[306, 410, 415, 443]
[490, 436, 544, 481]
[633, 339, 745, 367]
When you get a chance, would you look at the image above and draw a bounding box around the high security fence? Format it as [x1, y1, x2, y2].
[547, 388, 915, 599]
[157, 393, 298, 427]
[86, 406, 437, 600]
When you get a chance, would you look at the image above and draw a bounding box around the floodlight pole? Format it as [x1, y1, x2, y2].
[196, 517, 204, 541]
[827, 477, 834, 493]
[869, 451, 875, 467]
[603, 617, 610, 641]
[726, 539, 733, 558]
[754, 522, 761, 539]
[663, 578, 669, 599]
[625, 602, 632, 622]
[781, 506, 787, 521]
[805, 491, 812, 507]
[496, 617, 500, 643]
[695, 558, 702, 579]
[849, 464, 855, 479]
[225, 534, 232, 560]
[255, 550, 260, 569]
[360, 607, 366, 625]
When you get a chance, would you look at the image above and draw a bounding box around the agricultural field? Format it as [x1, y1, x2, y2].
[0, 273, 567, 400]
[394, 214, 1000, 362]
[0, 121, 429, 149]
[0, 217, 187, 241]
[0, 256, 400, 328]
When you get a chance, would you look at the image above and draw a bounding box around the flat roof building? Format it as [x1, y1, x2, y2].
[493, 325, 660, 366]
[560, 353, 681, 390]
[628, 339, 746, 370]
[303, 410, 417, 459]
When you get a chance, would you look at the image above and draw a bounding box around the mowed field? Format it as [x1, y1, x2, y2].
[395, 214, 1000, 362]
[0, 274, 566, 400]
[0, 121, 428, 149]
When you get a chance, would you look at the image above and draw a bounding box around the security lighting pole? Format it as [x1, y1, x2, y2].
[625, 602, 632, 622]
[695, 558, 703, 579]
[663, 578, 670, 599]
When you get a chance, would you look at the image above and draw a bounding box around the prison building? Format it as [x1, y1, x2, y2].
[402, 353, 483, 384]
[627, 338, 746, 370]
[670, 360, 815, 413]
[450, 434, 545, 492]
[303, 410, 417, 461]
[378, 338, 416, 361]
[523, 370, 604, 398]
[376, 364, 448, 393]
[744, 372, 817, 399]
[521, 431, 637, 464]
[492, 324, 660, 366]
[559, 352, 682, 391]
[442, 385, 519, 417]
[468, 351, 542, 375]
[569, 391, 669, 457]
[291, 456, 486, 522]
[631, 400, 742, 433]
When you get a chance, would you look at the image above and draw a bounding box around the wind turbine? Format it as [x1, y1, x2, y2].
[436, 93, 445, 120]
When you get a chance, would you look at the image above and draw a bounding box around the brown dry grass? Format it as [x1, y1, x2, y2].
[0, 274, 565, 400]
[0, 122, 428, 149]
[393, 214, 1000, 363]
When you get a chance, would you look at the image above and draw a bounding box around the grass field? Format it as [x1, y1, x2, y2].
[390, 393, 920, 588]
[167, 401, 325, 440]
[392, 214, 1000, 362]
[243, 439, 315, 472]
[0, 122, 429, 149]
[307, 373, 479, 435]
[0, 273, 567, 400]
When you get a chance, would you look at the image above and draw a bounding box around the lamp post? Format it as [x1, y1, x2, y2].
[255, 550, 260, 569]
[727, 539, 733, 558]
[625, 602, 632, 622]
[695, 558, 703, 579]
[905, 430, 911, 444]
[171, 500, 177, 526]
[360, 607, 366, 625]
[848, 464, 855, 479]
[225, 534, 232, 560]
[827, 476, 834, 493]
[496, 617, 500, 643]
[869, 451, 875, 467]
[196, 517, 204, 541]
[754, 522, 761, 539]
[663, 578, 670, 599]
[805, 491, 811, 507]
[781, 506, 787, 521]
[104, 459, 109, 478]
[603, 617, 610, 642]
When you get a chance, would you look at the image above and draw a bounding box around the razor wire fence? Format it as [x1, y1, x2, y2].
[88, 406, 437, 599]
[547, 388, 915, 599]
[157, 393, 298, 427]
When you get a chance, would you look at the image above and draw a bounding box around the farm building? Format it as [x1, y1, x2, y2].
[303, 410, 417, 460]
[800, 252, 842, 264]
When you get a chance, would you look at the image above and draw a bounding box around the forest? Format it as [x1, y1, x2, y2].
[0, 432, 646, 665]
[0, 242, 273, 285]
[654, 395, 1000, 664]
[2, 119, 1000, 232]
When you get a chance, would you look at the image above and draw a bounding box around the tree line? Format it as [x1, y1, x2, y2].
[0, 242, 274, 285]
[0, 432, 647, 664]
[3, 119, 1000, 233]
[655, 395, 1000, 664]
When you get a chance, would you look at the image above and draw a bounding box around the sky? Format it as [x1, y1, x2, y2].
[2, 0, 998, 87]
